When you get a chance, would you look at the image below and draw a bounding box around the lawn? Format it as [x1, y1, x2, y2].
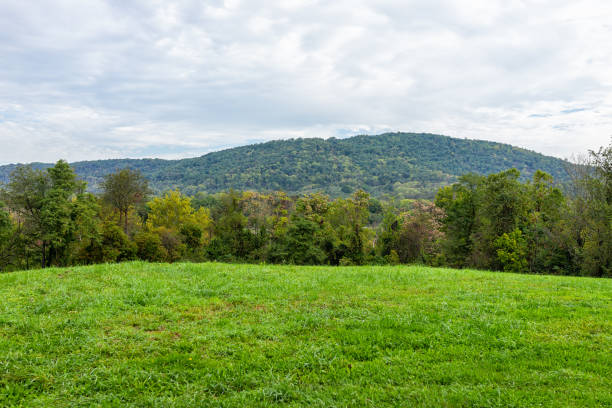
[1, 262, 611, 407]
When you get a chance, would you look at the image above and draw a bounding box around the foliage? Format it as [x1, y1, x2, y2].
[133, 231, 167, 262]
[284, 217, 327, 265]
[375, 200, 444, 265]
[0, 133, 570, 199]
[147, 190, 211, 233]
[495, 229, 529, 273]
[1, 140, 611, 277]
[436, 168, 579, 274]
[566, 142, 612, 277]
[179, 223, 204, 252]
[0, 203, 17, 270]
[79, 222, 137, 264]
[0, 161, 98, 268]
[101, 168, 150, 233]
[434, 174, 481, 266]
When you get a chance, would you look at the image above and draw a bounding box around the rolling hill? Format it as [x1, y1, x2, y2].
[1, 262, 610, 406]
[0, 133, 570, 198]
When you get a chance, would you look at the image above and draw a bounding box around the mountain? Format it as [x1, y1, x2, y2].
[0, 133, 570, 198]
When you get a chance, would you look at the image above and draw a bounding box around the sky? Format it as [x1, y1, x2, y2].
[0, 0, 611, 164]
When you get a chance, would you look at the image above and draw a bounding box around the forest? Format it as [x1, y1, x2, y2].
[0, 141, 610, 277]
[0, 133, 570, 199]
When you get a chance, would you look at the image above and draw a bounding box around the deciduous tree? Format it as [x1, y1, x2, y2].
[102, 168, 150, 234]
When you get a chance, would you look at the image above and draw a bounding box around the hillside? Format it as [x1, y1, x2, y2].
[1, 263, 610, 407]
[0, 133, 570, 198]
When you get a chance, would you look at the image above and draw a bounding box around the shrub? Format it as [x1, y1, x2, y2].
[102, 223, 137, 262]
[495, 229, 528, 273]
[386, 250, 400, 265]
[77, 222, 136, 264]
[134, 231, 167, 262]
[156, 227, 185, 263]
[180, 223, 204, 251]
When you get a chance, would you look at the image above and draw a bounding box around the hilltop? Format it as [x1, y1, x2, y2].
[0, 133, 570, 198]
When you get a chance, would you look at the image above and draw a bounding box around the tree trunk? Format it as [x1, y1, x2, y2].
[123, 209, 129, 234]
[41, 241, 46, 269]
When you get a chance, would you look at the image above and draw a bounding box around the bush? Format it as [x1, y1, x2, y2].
[78, 222, 136, 264]
[102, 223, 137, 262]
[180, 223, 204, 251]
[156, 227, 185, 263]
[495, 229, 528, 273]
[386, 250, 400, 265]
[134, 232, 167, 262]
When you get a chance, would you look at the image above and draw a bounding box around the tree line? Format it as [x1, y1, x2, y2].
[0, 141, 610, 277]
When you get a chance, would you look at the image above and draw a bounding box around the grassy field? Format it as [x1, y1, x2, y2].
[1, 263, 611, 407]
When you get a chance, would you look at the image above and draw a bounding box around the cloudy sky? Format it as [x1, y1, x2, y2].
[1, 0, 611, 164]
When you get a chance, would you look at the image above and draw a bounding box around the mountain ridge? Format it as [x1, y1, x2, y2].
[0, 133, 570, 198]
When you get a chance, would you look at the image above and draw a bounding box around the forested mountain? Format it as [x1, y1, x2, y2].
[0, 133, 570, 198]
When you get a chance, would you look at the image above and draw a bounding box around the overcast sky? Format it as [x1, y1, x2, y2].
[1, 0, 611, 164]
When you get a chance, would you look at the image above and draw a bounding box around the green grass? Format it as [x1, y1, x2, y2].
[1, 263, 611, 407]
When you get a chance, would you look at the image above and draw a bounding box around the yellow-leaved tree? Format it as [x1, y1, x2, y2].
[145, 190, 212, 261]
[147, 190, 211, 232]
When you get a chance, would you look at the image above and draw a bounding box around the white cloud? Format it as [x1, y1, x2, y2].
[0, 0, 611, 164]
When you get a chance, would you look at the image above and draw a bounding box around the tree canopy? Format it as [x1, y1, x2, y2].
[0, 139, 609, 278]
[0, 133, 570, 199]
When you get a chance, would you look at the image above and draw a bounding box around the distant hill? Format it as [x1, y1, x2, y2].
[0, 133, 570, 198]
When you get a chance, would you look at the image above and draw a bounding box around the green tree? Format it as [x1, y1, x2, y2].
[495, 229, 528, 273]
[0, 203, 18, 271]
[102, 168, 150, 234]
[43, 161, 99, 265]
[207, 190, 256, 261]
[524, 171, 570, 274]
[471, 169, 529, 269]
[376, 205, 400, 260]
[79, 222, 137, 264]
[434, 173, 482, 267]
[284, 217, 327, 265]
[1, 161, 97, 268]
[395, 201, 444, 265]
[569, 141, 612, 277]
[328, 190, 370, 265]
[180, 223, 204, 255]
[134, 231, 167, 262]
[1, 165, 50, 267]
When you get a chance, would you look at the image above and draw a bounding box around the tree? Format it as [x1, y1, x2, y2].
[327, 190, 370, 265]
[134, 231, 167, 262]
[43, 161, 98, 265]
[435, 169, 567, 272]
[435, 173, 482, 267]
[1, 161, 97, 268]
[495, 229, 528, 273]
[590, 141, 612, 203]
[147, 190, 210, 232]
[207, 190, 256, 261]
[284, 217, 327, 265]
[376, 205, 400, 261]
[395, 201, 444, 265]
[568, 140, 612, 277]
[78, 222, 136, 264]
[0, 202, 18, 271]
[1, 166, 50, 266]
[471, 169, 529, 269]
[524, 171, 570, 274]
[101, 169, 150, 234]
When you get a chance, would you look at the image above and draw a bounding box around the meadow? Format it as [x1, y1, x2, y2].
[1, 262, 611, 407]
